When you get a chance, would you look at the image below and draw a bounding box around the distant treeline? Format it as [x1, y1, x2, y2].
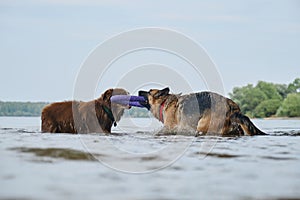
[126, 107, 149, 118]
[0, 101, 49, 117]
[230, 78, 300, 118]
[0, 101, 149, 118]
[1, 78, 299, 118]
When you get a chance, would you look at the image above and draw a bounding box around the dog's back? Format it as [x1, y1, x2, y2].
[180, 92, 237, 114]
[177, 92, 236, 131]
[179, 91, 265, 135]
[41, 101, 77, 133]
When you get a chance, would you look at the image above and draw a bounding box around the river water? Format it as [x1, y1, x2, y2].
[0, 117, 300, 200]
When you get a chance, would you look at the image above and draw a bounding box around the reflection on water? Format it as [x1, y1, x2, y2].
[10, 147, 98, 161]
[1, 117, 300, 200]
[195, 152, 244, 158]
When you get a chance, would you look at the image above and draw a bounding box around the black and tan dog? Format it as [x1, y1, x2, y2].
[41, 88, 129, 134]
[139, 87, 266, 136]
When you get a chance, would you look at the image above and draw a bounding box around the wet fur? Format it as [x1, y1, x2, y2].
[139, 88, 266, 136]
[41, 88, 129, 134]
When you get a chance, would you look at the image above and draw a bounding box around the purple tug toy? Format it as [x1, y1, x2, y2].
[110, 95, 147, 108]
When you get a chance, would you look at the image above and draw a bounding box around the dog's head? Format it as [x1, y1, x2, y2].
[138, 87, 170, 110]
[101, 88, 130, 122]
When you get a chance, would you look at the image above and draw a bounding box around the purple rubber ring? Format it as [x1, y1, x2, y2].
[111, 95, 145, 102]
[130, 96, 146, 102]
[110, 95, 146, 108]
[111, 95, 130, 102]
[129, 101, 144, 107]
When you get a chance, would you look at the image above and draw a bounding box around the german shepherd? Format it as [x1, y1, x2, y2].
[139, 87, 266, 136]
[41, 88, 130, 134]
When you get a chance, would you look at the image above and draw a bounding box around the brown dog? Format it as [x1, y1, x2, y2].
[139, 87, 266, 136]
[41, 88, 129, 134]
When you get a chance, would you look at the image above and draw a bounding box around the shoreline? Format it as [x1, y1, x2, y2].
[254, 117, 300, 120]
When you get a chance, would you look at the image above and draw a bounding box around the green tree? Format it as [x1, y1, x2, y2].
[274, 83, 289, 99]
[254, 99, 282, 118]
[127, 107, 149, 118]
[256, 81, 282, 100]
[0, 101, 48, 116]
[229, 84, 267, 117]
[287, 78, 300, 93]
[276, 93, 300, 117]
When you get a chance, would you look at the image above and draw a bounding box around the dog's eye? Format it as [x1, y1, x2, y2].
[149, 89, 153, 92]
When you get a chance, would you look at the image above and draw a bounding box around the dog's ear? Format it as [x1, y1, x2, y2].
[102, 88, 114, 101]
[154, 87, 170, 98]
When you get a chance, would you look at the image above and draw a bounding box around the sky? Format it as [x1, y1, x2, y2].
[0, 0, 299, 102]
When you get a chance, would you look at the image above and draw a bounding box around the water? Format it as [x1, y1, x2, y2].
[1, 117, 300, 200]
